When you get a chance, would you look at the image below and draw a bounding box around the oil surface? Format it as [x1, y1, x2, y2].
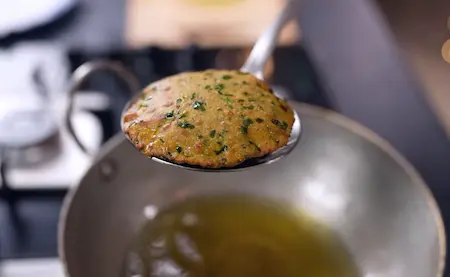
[127, 196, 358, 277]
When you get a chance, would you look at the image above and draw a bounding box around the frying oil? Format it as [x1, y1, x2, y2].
[127, 196, 358, 277]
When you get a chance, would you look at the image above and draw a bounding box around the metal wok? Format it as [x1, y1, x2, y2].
[59, 102, 445, 277]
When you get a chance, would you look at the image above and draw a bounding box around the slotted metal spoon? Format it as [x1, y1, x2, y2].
[66, 0, 302, 171]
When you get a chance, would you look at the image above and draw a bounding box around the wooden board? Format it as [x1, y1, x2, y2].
[125, 0, 300, 49]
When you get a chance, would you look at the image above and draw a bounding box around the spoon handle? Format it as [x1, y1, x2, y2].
[240, 0, 300, 80]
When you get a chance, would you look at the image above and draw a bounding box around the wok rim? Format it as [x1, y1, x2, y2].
[58, 103, 446, 277]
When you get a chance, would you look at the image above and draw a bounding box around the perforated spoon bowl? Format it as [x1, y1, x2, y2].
[67, 0, 302, 171]
[121, 0, 301, 171]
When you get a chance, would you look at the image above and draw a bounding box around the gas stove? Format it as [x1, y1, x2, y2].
[0, 45, 326, 273]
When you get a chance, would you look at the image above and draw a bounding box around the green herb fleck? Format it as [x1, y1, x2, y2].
[279, 104, 288, 112]
[256, 118, 264, 123]
[222, 75, 232, 80]
[249, 141, 261, 152]
[205, 85, 212, 90]
[241, 118, 254, 135]
[224, 96, 234, 109]
[179, 113, 187, 119]
[191, 93, 196, 99]
[159, 138, 165, 143]
[243, 118, 253, 126]
[198, 135, 203, 139]
[215, 145, 228, 155]
[224, 93, 234, 97]
[215, 83, 225, 94]
[238, 99, 245, 103]
[242, 81, 248, 85]
[243, 92, 249, 96]
[209, 130, 216, 138]
[166, 111, 174, 118]
[248, 98, 255, 102]
[177, 121, 195, 129]
[272, 119, 288, 130]
[176, 98, 182, 103]
[138, 103, 148, 108]
[193, 101, 206, 111]
[243, 105, 254, 110]
[176, 146, 182, 153]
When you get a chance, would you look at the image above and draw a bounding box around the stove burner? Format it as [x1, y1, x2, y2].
[0, 109, 57, 149]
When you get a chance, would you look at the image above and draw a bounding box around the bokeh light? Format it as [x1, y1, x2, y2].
[441, 39, 450, 63]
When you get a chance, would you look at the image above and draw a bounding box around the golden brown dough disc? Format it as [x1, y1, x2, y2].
[122, 70, 294, 168]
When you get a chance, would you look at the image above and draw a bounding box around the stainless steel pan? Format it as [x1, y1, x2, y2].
[59, 103, 445, 277]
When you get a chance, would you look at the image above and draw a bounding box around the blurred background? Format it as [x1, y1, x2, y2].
[0, 0, 449, 276]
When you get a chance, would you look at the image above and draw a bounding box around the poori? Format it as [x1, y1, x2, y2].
[122, 70, 294, 168]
